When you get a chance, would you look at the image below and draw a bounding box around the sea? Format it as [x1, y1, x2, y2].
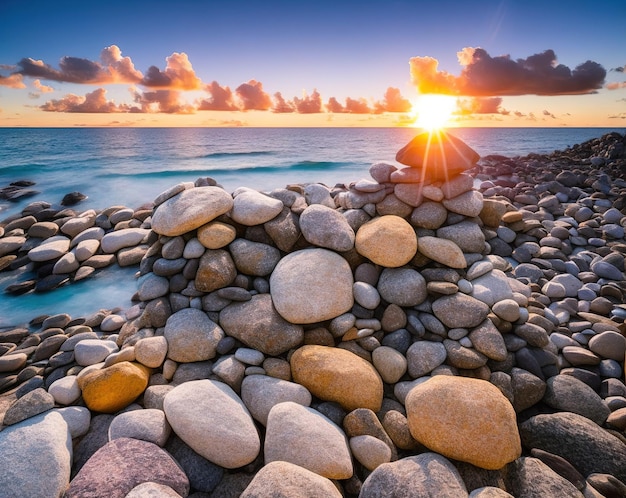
[1, 126, 625, 328]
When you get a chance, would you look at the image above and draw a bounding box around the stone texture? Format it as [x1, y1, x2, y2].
[543, 374, 610, 425]
[163, 379, 260, 469]
[355, 215, 417, 267]
[64, 437, 189, 498]
[417, 235, 467, 268]
[360, 453, 469, 498]
[299, 204, 356, 252]
[108, 408, 171, 447]
[264, 401, 353, 479]
[77, 361, 151, 413]
[164, 308, 224, 362]
[432, 293, 490, 328]
[231, 190, 283, 225]
[229, 238, 281, 276]
[240, 461, 342, 498]
[377, 267, 427, 307]
[406, 376, 521, 470]
[195, 249, 237, 292]
[291, 345, 383, 411]
[270, 248, 354, 324]
[151, 186, 233, 236]
[505, 457, 584, 498]
[2, 387, 55, 425]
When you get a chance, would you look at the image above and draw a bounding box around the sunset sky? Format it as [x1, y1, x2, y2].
[1, 0, 625, 128]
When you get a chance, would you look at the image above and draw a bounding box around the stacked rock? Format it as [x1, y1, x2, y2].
[0, 202, 154, 293]
[0, 131, 625, 497]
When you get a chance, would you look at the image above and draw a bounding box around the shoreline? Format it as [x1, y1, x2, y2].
[0, 130, 625, 497]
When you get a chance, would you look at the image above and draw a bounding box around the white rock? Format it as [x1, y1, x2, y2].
[74, 339, 119, 366]
[108, 408, 171, 447]
[48, 375, 81, 405]
[55, 406, 91, 438]
[350, 435, 393, 470]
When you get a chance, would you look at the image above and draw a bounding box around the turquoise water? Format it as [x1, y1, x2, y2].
[1, 126, 624, 327]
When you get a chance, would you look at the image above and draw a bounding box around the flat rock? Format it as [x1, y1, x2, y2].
[241, 460, 342, 498]
[264, 401, 353, 479]
[2, 387, 55, 426]
[355, 215, 417, 267]
[406, 376, 521, 470]
[360, 453, 469, 497]
[28, 236, 71, 262]
[231, 190, 283, 225]
[417, 235, 467, 268]
[270, 248, 354, 324]
[291, 345, 383, 411]
[151, 186, 234, 236]
[64, 437, 189, 498]
[100, 228, 149, 253]
[163, 379, 260, 469]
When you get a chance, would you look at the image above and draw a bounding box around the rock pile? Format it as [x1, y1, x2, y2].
[0, 130, 625, 497]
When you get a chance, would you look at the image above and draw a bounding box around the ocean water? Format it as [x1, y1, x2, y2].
[1, 126, 624, 327]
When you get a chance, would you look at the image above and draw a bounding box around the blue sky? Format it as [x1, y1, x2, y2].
[1, 0, 625, 127]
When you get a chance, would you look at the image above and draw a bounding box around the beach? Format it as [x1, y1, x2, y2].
[0, 129, 625, 497]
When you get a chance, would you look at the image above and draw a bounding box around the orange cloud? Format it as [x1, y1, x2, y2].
[100, 45, 143, 83]
[325, 96, 372, 113]
[374, 87, 412, 113]
[141, 52, 202, 90]
[411, 48, 606, 96]
[133, 89, 195, 114]
[236, 80, 272, 110]
[0, 73, 25, 88]
[33, 79, 53, 93]
[197, 81, 238, 111]
[293, 90, 323, 113]
[272, 92, 295, 113]
[607, 82, 626, 90]
[40, 88, 135, 112]
[456, 96, 508, 115]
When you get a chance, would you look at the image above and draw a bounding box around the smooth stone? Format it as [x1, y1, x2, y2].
[164, 308, 224, 363]
[197, 220, 237, 249]
[229, 238, 281, 276]
[417, 236, 467, 268]
[469, 269, 515, 306]
[0, 235, 26, 257]
[291, 345, 383, 411]
[411, 201, 448, 229]
[543, 375, 610, 425]
[28, 236, 71, 262]
[511, 367, 547, 412]
[151, 186, 234, 236]
[165, 435, 223, 493]
[163, 379, 260, 469]
[406, 376, 521, 470]
[299, 204, 356, 252]
[55, 406, 91, 438]
[353, 281, 381, 310]
[108, 408, 171, 447]
[60, 213, 94, 237]
[270, 248, 354, 324]
[355, 215, 417, 267]
[0, 411, 72, 498]
[74, 339, 119, 366]
[240, 460, 342, 498]
[562, 345, 600, 366]
[137, 273, 170, 301]
[350, 435, 393, 471]
[437, 220, 486, 254]
[377, 267, 427, 307]
[264, 401, 353, 479]
[468, 319, 508, 361]
[195, 248, 237, 292]
[360, 453, 469, 498]
[372, 346, 408, 383]
[442, 190, 484, 217]
[505, 457, 584, 498]
[0, 352, 28, 372]
[220, 294, 304, 355]
[491, 299, 521, 322]
[520, 411, 626, 482]
[588, 330, 626, 361]
[64, 437, 189, 498]
[231, 189, 283, 225]
[48, 375, 82, 405]
[2, 387, 55, 425]
[100, 228, 149, 253]
[432, 293, 490, 328]
[125, 483, 182, 498]
[406, 341, 447, 378]
[77, 361, 151, 413]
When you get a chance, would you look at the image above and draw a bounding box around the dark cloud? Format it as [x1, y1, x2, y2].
[456, 96, 508, 115]
[197, 81, 238, 111]
[542, 109, 557, 119]
[133, 89, 195, 114]
[140, 52, 201, 90]
[40, 88, 135, 113]
[610, 66, 625, 72]
[235, 80, 272, 110]
[410, 47, 606, 96]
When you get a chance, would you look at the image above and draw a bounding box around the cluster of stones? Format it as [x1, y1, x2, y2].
[0, 131, 625, 498]
[0, 198, 154, 293]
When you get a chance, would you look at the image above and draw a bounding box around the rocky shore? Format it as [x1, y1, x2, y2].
[0, 130, 625, 498]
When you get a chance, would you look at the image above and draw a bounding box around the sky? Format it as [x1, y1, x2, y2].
[0, 0, 625, 128]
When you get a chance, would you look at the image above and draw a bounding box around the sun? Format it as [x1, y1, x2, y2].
[411, 94, 457, 131]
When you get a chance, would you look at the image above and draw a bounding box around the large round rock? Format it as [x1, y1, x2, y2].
[164, 308, 224, 363]
[151, 187, 234, 237]
[270, 248, 354, 324]
[355, 215, 417, 267]
[291, 345, 383, 411]
[405, 376, 521, 470]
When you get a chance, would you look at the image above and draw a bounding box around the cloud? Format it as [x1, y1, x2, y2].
[325, 96, 372, 113]
[410, 47, 606, 96]
[33, 79, 53, 93]
[610, 66, 625, 72]
[0, 73, 26, 88]
[235, 80, 272, 110]
[197, 81, 238, 111]
[542, 109, 557, 119]
[456, 96, 508, 115]
[374, 87, 412, 113]
[100, 45, 143, 83]
[608, 112, 626, 119]
[326, 97, 344, 113]
[293, 90, 323, 113]
[133, 89, 195, 114]
[607, 82, 626, 90]
[140, 52, 202, 90]
[40, 88, 135, 112]
[272, 92, 295, 113]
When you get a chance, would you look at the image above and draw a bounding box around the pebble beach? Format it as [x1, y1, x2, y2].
[0, 130, 625, 497]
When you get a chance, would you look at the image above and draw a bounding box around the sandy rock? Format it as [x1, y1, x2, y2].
[134, 336, 168, 368]
[270, 248, 354, 324]
[372, 346, 407, 383]
[350, 435, 393, 471]
[264, 401, 353, 479]
[355, 215, 417, 267]
[505, 457, 584, 498]
[151, 186, 234, 236]
[229, 238, 281, 276]
[163, 379, 260, 469]
[443, 190, 484, 217]
[197, 220, 237, 249]
[195, 248, 237, 292]
[231, 190, 283, 225]
[77, 361, 151, 413]
[406, 376, 521, 470]
[410, 201, 449, 229]
[291, 345, 383, 411]
[108, 408, 171, 447]
[417, 236, 467, 268]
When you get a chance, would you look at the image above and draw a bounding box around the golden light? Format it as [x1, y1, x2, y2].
[411, 94, 457, 130]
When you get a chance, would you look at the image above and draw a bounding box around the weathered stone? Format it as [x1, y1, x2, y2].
[231, 189, 283, 225]
[355, 215, 417, 267]
[195, 249, 237, 292]
[432, 293, 490, 328]
[164, 308, 224, 363]
[299, 204, 356, 252]
[417, 236, 467, 268]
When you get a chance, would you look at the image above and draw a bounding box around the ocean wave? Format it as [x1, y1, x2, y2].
[194, 150, 276, 159]
[0, 163, 52, 176]
[95, 160, 359, 179]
